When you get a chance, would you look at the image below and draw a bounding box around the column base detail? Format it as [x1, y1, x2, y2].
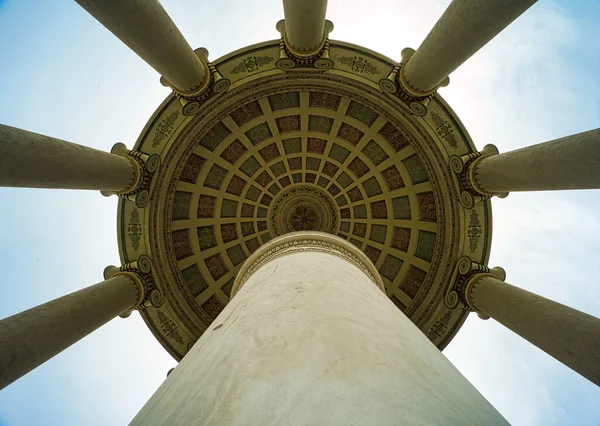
[275, 20, 335, 71]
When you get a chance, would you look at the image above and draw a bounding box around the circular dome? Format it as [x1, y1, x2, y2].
[117, 40, 492, 359]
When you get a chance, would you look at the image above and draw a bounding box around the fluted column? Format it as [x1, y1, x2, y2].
[75, 0, 207, 94]
[0, 269, 145, 390]
[465, 272, 600, 386]
[0, 124, 145, 193]
[472, 128, 600, 194]
[400, 0, 537, 94]
[131, 232, 508, 426]
[281, 0, 329, 53]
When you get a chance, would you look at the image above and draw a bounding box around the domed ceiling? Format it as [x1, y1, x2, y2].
[117, 40, 492, 360]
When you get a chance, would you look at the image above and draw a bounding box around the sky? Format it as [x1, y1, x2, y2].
[0, 0, 599, 425]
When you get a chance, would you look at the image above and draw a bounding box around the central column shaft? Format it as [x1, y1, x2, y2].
[282, 0, 328, 52]
[131, 236, 507, 425]
[0, 124, 137, 192]
[75, 0, 205, 93]
[403, 0, 537, 93]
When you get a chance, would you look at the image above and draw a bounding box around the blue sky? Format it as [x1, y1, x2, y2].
[0, 0, 599, 425]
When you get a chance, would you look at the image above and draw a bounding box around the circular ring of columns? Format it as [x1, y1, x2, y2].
[232, 231, 385, 296]
[131, 231, 508, 425]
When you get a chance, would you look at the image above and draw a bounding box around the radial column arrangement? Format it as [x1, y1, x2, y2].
[130, 232, 508, 426]
[465, 272, 600, 386]
[400, 0, 538, 94]
[471, 128, 600, 194]
[75, 0, 206, 94]
[0, 124, 141, 192]
[282, 0, 329, 52]
[0, 269, 145, 390]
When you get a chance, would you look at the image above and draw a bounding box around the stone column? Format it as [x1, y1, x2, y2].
[401, 0, 537, 94]
[471, 128, 600, 194]
[465, 272, 600, 386]
[0, 124, 141, 192]
[75, 0, 207, 94]
[0, 269, 145, 390]
[281, 0, 329, 52]
[130, 232, 508, 426]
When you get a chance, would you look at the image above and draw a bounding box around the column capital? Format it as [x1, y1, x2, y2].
[232, 231, 384, 296]
[275, 19, 335, 71]
[449, 144, 509, 208]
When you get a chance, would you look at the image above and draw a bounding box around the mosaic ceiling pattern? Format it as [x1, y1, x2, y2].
[167, 90, 438, 323]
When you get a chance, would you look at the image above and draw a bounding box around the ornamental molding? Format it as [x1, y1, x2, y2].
[232, 232, 385, 296]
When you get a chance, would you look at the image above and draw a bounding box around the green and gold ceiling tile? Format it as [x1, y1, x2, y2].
[306, 157, 321, 171]
[180, 153, 206, 184]
[203, 164, 229, 190]
[255, 170, 273, 188]
[390, 295, 407, 311]
[362, 176, 383, 197]
[380, 254, 404, 283]
[197, 225, 217, 251]
[416, 192, 437, 222]
[279, 176, 291, 188]
[308, 115, 333, 133]
[220, 139, 247, 165]
[348, 156, 369, 178]
[172, 191, 192, 220]
[336, 171, 353, 188]
[201, 295, 225, 320]
[415, 230, 437, 262]
[197, 194, 216, 218]
[288, 157, 302, 170]
[352, 222, 367, 237]
[364, 245, 382, 264]
[200, 121, 231, 151]
[260, 232, 272, 243]
[226, 244, 247, 266]
[347, 186, 363, 202]
[275, 115, 301, 133]
[220, 199, 238, 218]
[340, 221, 351, 232]
[391, 196, 411, 220]
[378, 122, 410, 152]
[257, 207, 268, 218]
[172, 229, 193, 261]
[241, 203, 255, 217]
[337, 122, 364, 146]
[245, 185, 261, 201]
[349, 238, 362, 249]
[240, 156, 261, 177]
[309, 92, 340, 110]
[260, 193, 273, 207]
[400, 265, 427, 299]
[370, 200, 388, 219]
[337, 232, 349, 240]
[403, 154, 429, 184]
[220, 277, 235, 298]
[245, 122, 272, 145]
[270, 161, 287, 176]
[317, 176, 329, 188]
[292, 173, 302, 183]
[381, 165, 405, 191]
[258, 143, 281, 163]
[307, 137, 327, 154]
[362, 140, 389, 166]
[204, 253, 229, 282]
[346, 101, 378, 127]
[305, 173, 317, 183]
[230, 100, 263, 127]
[180, 263, 209, 298]
[322, 161, 339, 177]
[391, 227, 411, 252]
[328, 183, 341, 196]
[353, 204, 367, 219]
[257, 221, 267, 232]
[268, 183, 280, 195]
[340, 207, 351, 218]
[336, 194, 348, 207]
[268, 91, 300, 111]
[225, 175, 247, 196]
[282, 137, 302, 154]
[220, 223, 237, 243]
[245, 237, 261, 254]
[329, 143, 351, 164]
[369, 224, 387, 244]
